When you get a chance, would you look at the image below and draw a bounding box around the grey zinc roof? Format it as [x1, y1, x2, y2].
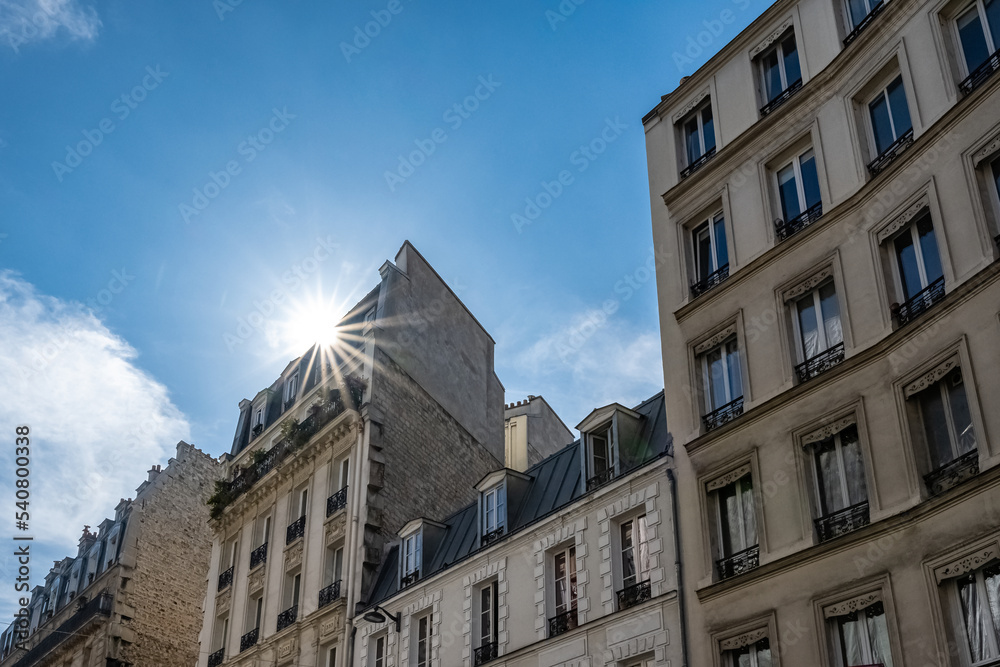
[365, 390, 669, 609]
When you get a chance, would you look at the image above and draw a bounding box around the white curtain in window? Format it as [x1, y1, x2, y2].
[741, 479, 757, 548]
[960, 575, 989, 662]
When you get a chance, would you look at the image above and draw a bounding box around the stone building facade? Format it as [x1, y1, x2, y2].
[643, 0, 1000, 665]
[0, 441, 219, 667]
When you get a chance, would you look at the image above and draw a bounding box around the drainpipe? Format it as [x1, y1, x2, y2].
[667, 468, 689, 667]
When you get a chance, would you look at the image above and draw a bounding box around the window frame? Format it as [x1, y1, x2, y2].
[791, 279, 844, 364]
[953, 0, 1000, 77]
[692, 211, 729, 285]
[478, 579, 500, 648]
[713, 474, 758, 560]
[551, 544, 579, 618]
[699, 335, 743, 414]
[888, 213, 943, 303]
[953, 562, 1000, 664]
[756, 29, 802, 105]
[482, 484, 506, 535]
[412, 611, 432, 667]
[679, 100, 717, 168]
[618, 514, 652, 592]
[912, 366, 977, 470]
[369, 634, 387, 667]
[865, 73, 913, 158]
[809, 424, 869, 520]
[284, 371, 299, 406]
[844, 0, 884, 31]
[401, 531, 422, 580]
[774, 147, 821, 223]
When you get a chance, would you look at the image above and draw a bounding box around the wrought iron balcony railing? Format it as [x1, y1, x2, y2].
[586, 468, 615, 492]
[716, 544, 760, 580]
[680, 146, 716, 179]
[815, 500, 870, 542]
[239, 627, 259, 652]
[400, 569, 420, 589]
[218, 565, 234, 591]
[843, 0, 887, 46]
[326, 486, 348, 517]
[276, 605, 298, 632]
[251, 423, 263, 437]
[249, 542, 267, 570]
[691, 263, 730, 298]
[286, 516, 306, 545]
[795, 342, 846, 383]
[10, 592, 113, 667]
[760, 78, 802, 116]
[318, 580, 342, 608]
[548, 608, 578, 637]
[616, 579, 652, 610]
[207, 648, 225, 667]
[867, 128, 914, 176]
[924, 450, 979, 496]
[960, 47, 1000, 95]
[474, 641, 499, 666]
[702, 396, 744, 432]
[481, 526, 505, 547]
[775, 202, 823, 242]
[894, 276, 945, 326]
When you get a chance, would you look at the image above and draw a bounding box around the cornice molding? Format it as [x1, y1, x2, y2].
[719, 628, 767, 650]
[706, 464, 751, 492]
[749, 19, 793, 59]
[823, 591, 881, 618]
[903, 355, 959, 398]
[802, 414, 857, 445]
[875, 195, 930, 244]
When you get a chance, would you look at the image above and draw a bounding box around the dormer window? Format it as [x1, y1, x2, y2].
[482, 485, 505, 545]
[401, 532, 422, 588]
[578, 403, 642, 492]
[252, 404, 265, 437]
[588, 424, 615, 490]
[679, 100, 717, 178]
[284, 372, 299, 409]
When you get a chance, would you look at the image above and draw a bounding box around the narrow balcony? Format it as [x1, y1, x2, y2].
[318, 580, 342, 609]
[481, 526, 505, 548]
[326, 486, 348, 517]
[702, 396, 744, 433]
[276, 605, 298, 632]
[251, 423, 263, 438]
[843, 0, 887, 46]
[893, 276, 945, 326]
[795, 342, 846, 383]
[815, 500, 870, 542]
[716, 544, 759, 580]
[616, 579, 652, 611]
[775, 202, 823, 242]
[586, 468, 615, 492]
[680, 146, 716, 179]
[867, 128, 914, 176]
[12, 592, 113, 667]
[286, 516, 306, 545]
[924, 450, 979, 496]
[240, 628, 259, 652]
[760, 78, 802, 117]
[249, 542, 268, 570]
[473, 641, 499, 666]
[960, 47, 1000, 96]
[690, 263, 730, 299]
[207, 648, 225, 667]
[400, 570, 420, 589]
[547, 608, 578, 638]
[217, 566, 234, 591]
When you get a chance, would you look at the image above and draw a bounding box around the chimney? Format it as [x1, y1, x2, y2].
[147, 465, 161, 482]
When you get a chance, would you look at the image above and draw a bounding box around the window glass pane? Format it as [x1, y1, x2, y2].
[777, 163, 801, 221]
[986, 566, 1000, 635]
[958, 7, 991, 72]
[685, 118, 701, 164]
[838, 614, 866, 666]
[869, 93, 894, 155]
[636, 515, 651, 577]
[718, 483, 740, 555]
[707, 347, 728, 410]
[840, 427, 869, 506]
[762, 50, 783, 101]
[621, 522, 636, 586]
[713, 216, 728, 270]
[848, 0, 870, 27]
[819, 281, 843, 348]
[800, 150, 821, 209]
[726, 339, 742, 401]
[756, 644, 773, 667]
[959, 575, 991, 662]
[782, 35, 801, 85]
[986, 0, 1000, 51]
[946, 370, 977, 455]
[886, 76, 912, 137]
[798, 294, 820, 359]
[894, 229, 922, 299]
[481, 586, 493, 640]
[740, 477, 757, 548]
[702, 106, 716, 154]
[695, 225, 712, 280]
[866, 607, 894, 667]
[554, 552, 568, 610]
[815, 440, 845, 514]
[919, 384, 954, 469]
[993, 156, 1000, 199]
[593, 435, 610, 474]
[916, 216, 943, 284]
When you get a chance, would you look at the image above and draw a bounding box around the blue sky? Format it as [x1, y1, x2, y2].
[0, 0, 771, 617]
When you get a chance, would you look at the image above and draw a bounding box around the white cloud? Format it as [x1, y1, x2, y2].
[0, 272, 189, 594]
[0, 0, 101, 50]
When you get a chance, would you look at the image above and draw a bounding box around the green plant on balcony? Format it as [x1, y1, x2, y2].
[207, 480, 235, 520]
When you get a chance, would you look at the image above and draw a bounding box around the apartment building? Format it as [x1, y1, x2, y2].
[643, 0, 1000, 665]
[357, 392, 680, 667]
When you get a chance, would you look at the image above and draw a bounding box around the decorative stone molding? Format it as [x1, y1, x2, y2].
[782, 266, 834, 302]
[462, 558, 508, 662]
[285, 540, 303, 570]
[276, 636, 297, 665]
[903, 356, 959, 398]
[248, 568, 265, 593]
[876, 196, 930, 244]
[602, 631, 668, 665]
[706, 464, 751, 492]
[597, 483, 663, 613]
[671, 89, 711, 123]
[325, 515, 347, 546]
[823, 591, 882, 618]
[399, 591, 442, 667]
[802, 415, 857, 445]
[972, 130, 1000, 167]
[719, 628, 767, 650]
[319, 609, 345, 640]
[749, 20, 793, 59]
[935, 545, 999, 583]
[534, 519, 588, 638]
[216, 587, 232, 614]
[694, 324, 737, 355]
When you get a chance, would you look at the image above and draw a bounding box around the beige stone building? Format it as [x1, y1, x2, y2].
[643, 0, 1000, 664]
[356, 392, 681, 667]
[0, 441, 219, 667]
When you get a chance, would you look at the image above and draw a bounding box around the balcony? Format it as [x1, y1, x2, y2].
[893, 276, 945, 326]
[843, 0, 887, 46]
[239, 627, 259, 652]
[680, 146, 716, 179]
[690, 263, 730, 298]
[616, 579, 652, 611]
[11, 592, 113, 667]
[400, 570, 420, 589]
[815, 501, 870, 542]
[276, 605, 298, 632]
[759, 78, 802, 117]
[716, 544, 759, 580]
[473, 641, 499, 666]
[318, 580, 342, 608]
[249, 542, 268, 570]
[207, 648, 224, 667]
[547, 608, 578, 638]
[960, 47, 1000, 96]
[251, 423, 263, 438]
[481, 526, 505, 547]
[702, 396, 744, 433]
[775, 201, 823, 242]
[924, 450, 979, 496]
[286, 516, 306, 545]
[795, 342, 846, 383]
[218, 565, 234, 591]
[586, 468, 615, 492]
[867, 128, 914, 177]
[326, 486, 348, 517]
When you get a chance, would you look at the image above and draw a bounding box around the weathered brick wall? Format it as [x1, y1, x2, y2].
[121, 442, 220, 667]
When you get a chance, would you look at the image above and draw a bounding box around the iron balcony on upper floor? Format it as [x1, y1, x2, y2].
[959, 46, 1000, 96]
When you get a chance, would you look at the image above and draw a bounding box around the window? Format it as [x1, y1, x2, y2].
[413, 613, 432, 667]
[212, 615, 229, 654]
[338, 459, 350, 490]
[285, 372, 299, 406]
[868, 75, 912, 157]
[792, 280, 845, 381]
[326, 545, 343, 586]
[297, 488, 309, 519]
[710, 471, 759, 579]
[887, 212, 945, 325]
[810, 425, 870, 541]
[587, 422, 616, 489]
[246, 595, 263, 633]
[252, 404, 265, 435]
[325, 645, 338, 667]
[549, 546, 578, 636]
[913, 366, 977, 490]
[401, 532, 422, 586]
[479, 581, 499, 650]
[482, 485, 505, 540]
[699, 336, 743, 430]
[618, 515, 652, 609]
[758, 31, 802, 112]
[827, 602, 894, 667]
[775, 148, 821, 227]
[956, 0, 1000, 80]
[955, 562, 1000, 663]
[846, 0, 885, 30]
[691, 213, 729, 295]
[723, 638, 772, 667]
[369, 635, 386, 667]
[680, 101, 717, 175]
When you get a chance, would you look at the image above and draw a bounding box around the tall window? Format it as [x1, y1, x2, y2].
[759, 32, 802, 103]
[915, 367, 977, 473]
[716, 476, 757, 561]
[846, 0, 883, 29]
[213, 615, 229, 654]
[483, 485, 505, 535]
[956, 563, 1000, 663]
[956, 0, 1000, 75]
[480, 581, 499, 648]
[255, 515, 271, 548]
[402, 532, 422, 582]
[776, 148, 821, 222]
[812, 425, 868, 522]
[692, 213, 729, 288]
[326, 545, 343, 585]
[325, 646, 338, 667]
[893, 215, 943, 302]
[701, 336, 742, 414]
[588, 422, 615, 487]
[252, 405, 264, 434]
[414, 613, 432, 667]
[370, 635, 386, 667]
[868, 75, 912, 156]
[828, 602, 894, 667]
[247, 595, 263, 632]
[794, 281, 843, 362]
[553, 546, 578, 617]
[285, 372, 299, 405]
[339, 459, 350, 490]
[723, 639, 772, 667]
[621, 515, 651, 589]
[682, 102, 717, 167]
